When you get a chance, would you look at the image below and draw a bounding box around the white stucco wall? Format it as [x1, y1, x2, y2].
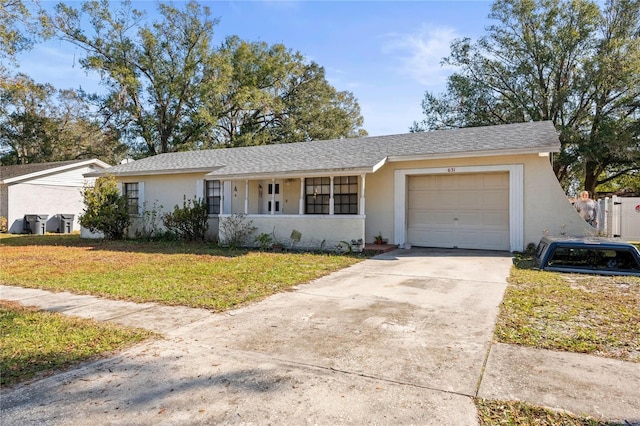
[117, 152, 590, 251]
[121, 172, 218, 239]
[6, 165, 104, 234]
[222, 214, 365, 251]
[365, 153, 593, 251]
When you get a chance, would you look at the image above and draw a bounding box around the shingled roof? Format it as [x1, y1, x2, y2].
[89, 121, 559, 179]
[0, 159, 109, 184]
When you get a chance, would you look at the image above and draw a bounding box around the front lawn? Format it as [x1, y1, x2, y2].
[0, 234, 364, 311]
[1, 300, 154, 387]
[495, 254, 640, 362]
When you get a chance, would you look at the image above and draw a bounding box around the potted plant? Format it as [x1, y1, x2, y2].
[374, 232, 384, 245]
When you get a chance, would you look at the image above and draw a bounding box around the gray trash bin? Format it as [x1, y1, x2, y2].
[57, 214, 75, 233]
[24, 214, 48, 235]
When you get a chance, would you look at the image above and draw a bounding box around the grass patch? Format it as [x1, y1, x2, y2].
[0, 300, 154, 387]
[0, 234, 364, 311]
[495, 253, 640, 362]
[476, 398, 622, 425]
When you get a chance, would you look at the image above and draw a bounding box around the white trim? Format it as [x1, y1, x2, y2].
[394, 164, 524, 252]
[329, 176, 335, 215]
[137, 182, 145, 215]
[359, 174, 366, 215]
[244, 180, 249, 214]
[4, 159, 111, 184]
[219, 214, 366, 220]
[223, 181, 232, 214]
[196, 180, 204, 200]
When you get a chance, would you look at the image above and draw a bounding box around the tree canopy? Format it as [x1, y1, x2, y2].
[49, 0, 366, 156]
[0, 73, 126, 165]
[411, 0, 640, 195]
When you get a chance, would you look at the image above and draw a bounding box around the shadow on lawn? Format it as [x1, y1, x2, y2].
[0, 234, 245, 257]
[0, 234, 367, 259]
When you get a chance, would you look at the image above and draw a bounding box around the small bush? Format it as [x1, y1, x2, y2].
[79, 176, 130, 240]
[0, 216, 7, 233]
[162, 197, 208, 241]
[135, 201, 164, 240]
[219, 213, 256, 249]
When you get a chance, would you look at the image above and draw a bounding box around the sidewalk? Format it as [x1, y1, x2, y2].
[1, 260, 639, 425]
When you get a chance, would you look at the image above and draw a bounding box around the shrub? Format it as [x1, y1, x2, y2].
[219, 213, 256, 249]
[0, 216, 7, 233]
[79, 176, 130, 240]
[162, 197, 209, 241]
[135, 201, 164, 240]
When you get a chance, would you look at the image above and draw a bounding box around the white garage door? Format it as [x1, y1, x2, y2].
[407, 173, 509, 250]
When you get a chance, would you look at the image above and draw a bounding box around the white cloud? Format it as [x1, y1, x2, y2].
[381, 25, 460, 87]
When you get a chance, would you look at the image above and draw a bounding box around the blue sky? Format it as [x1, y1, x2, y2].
[16, 1, 494, 136]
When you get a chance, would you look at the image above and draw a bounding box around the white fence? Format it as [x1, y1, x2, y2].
[597, 196, 640, 241]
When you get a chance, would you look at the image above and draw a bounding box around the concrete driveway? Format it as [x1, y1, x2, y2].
[1, 248, 513, 425]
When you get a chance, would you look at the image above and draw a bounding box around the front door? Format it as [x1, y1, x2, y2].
[261, 180, 282, 214]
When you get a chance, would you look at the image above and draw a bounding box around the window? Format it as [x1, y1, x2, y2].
[124, 183, 139, 215]
[304, 176, 358, 215]
[268, 183, 280, 195]
[305, 177, 330, 214]
[206, 180, 221, 214]
[333, 176, 359, 214]
[268, 201, 280, 212]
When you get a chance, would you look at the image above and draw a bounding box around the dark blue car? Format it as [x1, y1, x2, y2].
[534, 236, 640, 277]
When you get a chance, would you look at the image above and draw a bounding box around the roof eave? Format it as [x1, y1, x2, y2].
[206, 166, 375, 181]
[2, 159, 111, 184]
[84, 167, 220, 178]
[386, 146, 560, 163]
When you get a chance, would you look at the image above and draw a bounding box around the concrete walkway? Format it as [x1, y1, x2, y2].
[1, 249, 639, 425]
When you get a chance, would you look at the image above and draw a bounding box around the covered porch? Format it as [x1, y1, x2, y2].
[213, 174, 368, 251]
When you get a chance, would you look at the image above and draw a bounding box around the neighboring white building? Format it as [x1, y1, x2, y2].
[86, 121, 596, 252]
[0, 159, 111, 234]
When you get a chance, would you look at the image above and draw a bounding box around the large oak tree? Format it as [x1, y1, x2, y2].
[411, 0, 640, 195]
[0, 74, 126, 165]
[50, 0, 366, 156]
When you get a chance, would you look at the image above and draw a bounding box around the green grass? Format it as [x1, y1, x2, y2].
[1, 300, 154, 387]
[0, 234, 364, 311]
[494, 254, 640, 362]
[482, 252, 639, 424]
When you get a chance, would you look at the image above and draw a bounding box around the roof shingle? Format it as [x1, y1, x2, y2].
[91, 121, 559, 178]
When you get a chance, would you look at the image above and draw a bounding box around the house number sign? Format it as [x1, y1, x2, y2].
[447, 167, 456, 173]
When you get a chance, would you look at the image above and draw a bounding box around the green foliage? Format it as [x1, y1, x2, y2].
[212, 37, 366, 147]
[0, 0, 51, 65]
[219, 213, 257, 249]
[135, 200, 165, 240]
[255, 232, 273, 251]
[79, 175, 130, 240]
[48, 1, 366, 156]
[162, 196, 209, 241]
[0, 74, 126, 165]
[51, 0, 220, 156]
[412, 0, 640, 195]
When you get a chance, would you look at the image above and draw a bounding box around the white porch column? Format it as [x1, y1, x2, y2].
[299, 177, 305, 215]
[270, 178, 275, 215]
[244, 180, 249, 214]
[329, 176, 335, 215]
[360, 174, 366, 215]
[220, 180, 225, 214]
